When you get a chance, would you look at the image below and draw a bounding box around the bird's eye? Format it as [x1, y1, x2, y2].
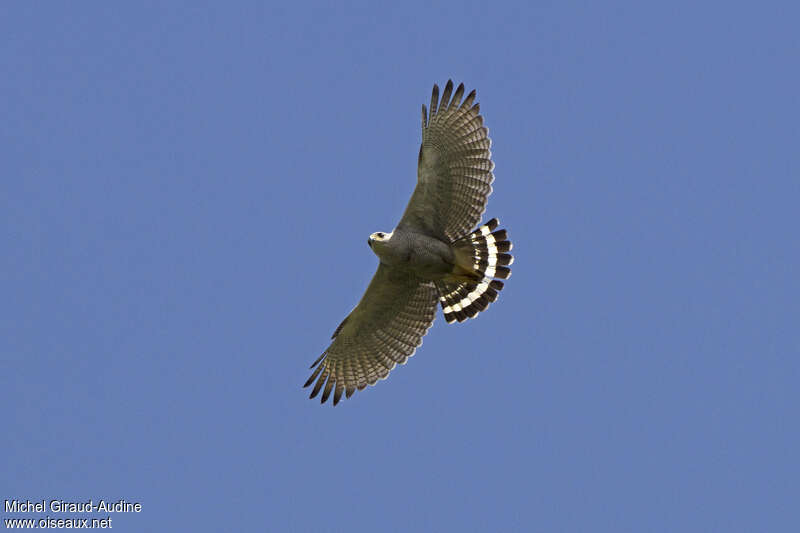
[377, 233, 384, 238]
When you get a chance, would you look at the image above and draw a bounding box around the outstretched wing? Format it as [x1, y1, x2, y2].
[304, 264, 439, 405]
[397, 80, 495, 242]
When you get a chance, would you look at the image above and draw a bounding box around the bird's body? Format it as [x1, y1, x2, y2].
[369, 230, 454, 279]
[305, 81, 514, 405]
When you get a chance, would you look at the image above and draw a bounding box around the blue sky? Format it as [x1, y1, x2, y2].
[2, 2, 798, 531]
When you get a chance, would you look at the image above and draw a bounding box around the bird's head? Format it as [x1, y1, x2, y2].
[367, 231, 393, 252]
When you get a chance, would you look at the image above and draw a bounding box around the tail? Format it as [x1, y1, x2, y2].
[434, 218, 514, 324]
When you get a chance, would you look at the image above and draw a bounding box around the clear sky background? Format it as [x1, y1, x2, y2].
[2, 2, 798, 531]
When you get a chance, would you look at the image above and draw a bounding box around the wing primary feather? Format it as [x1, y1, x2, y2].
[421, 104, 428, 129]
[451, 83, 465, 108]
[461, 89, 476, 109]
[303, 361, 325, 388]
[430, 83, 440, 117]
[309, 370, 329, 399]
[331, 315, 350, 339]
[321, 374, 335, 404]
[441, 80, 453, 110]
[333, 381, 344, 405]
[309, 352, 326, 369]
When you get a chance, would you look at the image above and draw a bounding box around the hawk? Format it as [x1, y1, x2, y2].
[304, 80, 514, 405]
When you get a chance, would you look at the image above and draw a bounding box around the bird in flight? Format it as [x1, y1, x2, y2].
[304, 80, 513, 405]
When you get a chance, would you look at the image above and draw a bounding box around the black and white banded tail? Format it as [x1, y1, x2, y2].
[435, 218, 514, 324]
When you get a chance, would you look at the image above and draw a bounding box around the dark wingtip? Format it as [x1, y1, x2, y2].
[309, 352, 326, 369]
[462, 89, 477, 109]
[451, 83, 465, 108]
[333, 383, 343, 406]
[303, 361, 324, 388]
[321, 377, 334, 404]
[430, 83, 440, 116]
[441, 80, 454, 108]
[309, 372, 328, 399]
